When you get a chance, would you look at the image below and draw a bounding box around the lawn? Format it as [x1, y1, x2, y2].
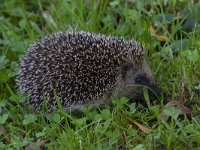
[0, 0, 200, 149]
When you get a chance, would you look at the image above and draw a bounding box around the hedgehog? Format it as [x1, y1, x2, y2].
[16, 31, 160, 113]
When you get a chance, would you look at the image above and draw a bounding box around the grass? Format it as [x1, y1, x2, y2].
[0, 0, 200, 149]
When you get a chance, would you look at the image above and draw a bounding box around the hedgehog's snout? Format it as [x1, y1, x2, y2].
[129, 83, 161, 101]
[125, 83, 161, 104]
[119, 62, 161, 102]
[146, 84, 161, 99]
[134, 75, 161, 100]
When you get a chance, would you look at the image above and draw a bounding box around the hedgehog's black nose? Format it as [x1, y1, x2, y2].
[153, 85, 161, 97]
[147, 84, 161, 100]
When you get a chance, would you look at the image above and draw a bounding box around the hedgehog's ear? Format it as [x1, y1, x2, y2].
[121, 63, 133, 80]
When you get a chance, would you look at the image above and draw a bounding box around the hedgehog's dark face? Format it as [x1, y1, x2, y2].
[119, 59, 160, 103]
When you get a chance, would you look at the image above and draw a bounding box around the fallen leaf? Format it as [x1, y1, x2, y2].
[149, 24, 155, 34]
[154, 34, 169, 41]
[24, 139, 46, 150]
[126, 116, 152, 134]
[35, 139, 46, 147]
[165, 101, 192, 115]
[150, 24, 169, 41]
[161, 101, 192, 121]
[24, 145, 34, 150]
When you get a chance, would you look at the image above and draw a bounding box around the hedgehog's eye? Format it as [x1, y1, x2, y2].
[135, 75, 148, 85]
[135, 77, 142, 84]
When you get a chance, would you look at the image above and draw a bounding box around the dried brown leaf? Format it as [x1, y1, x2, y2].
[161, 101, 192, 121]
[126, 116, 152, 134]
[150, 24, 169, 41]
[165, 101, 192, 115]
[24, 139, 46, 150]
